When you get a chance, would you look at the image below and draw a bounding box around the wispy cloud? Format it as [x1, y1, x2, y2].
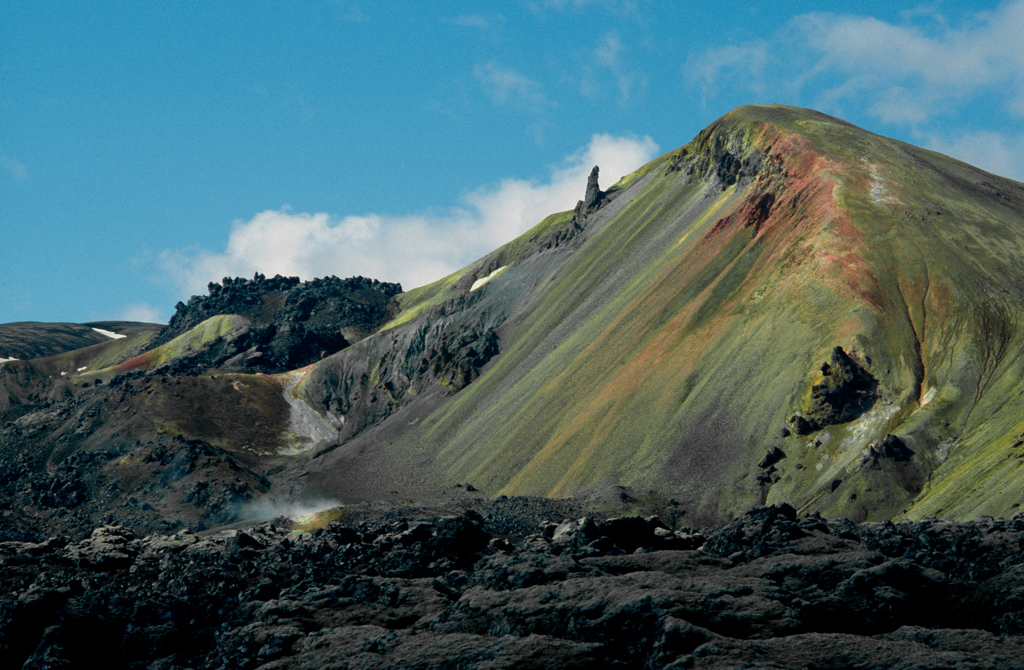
[535, 0, 647, 17]
[0, 154, 27, 180]
[451, 14, 503, 30]
[925, 129, 1024, 181]
[688, 2, 1024, 121]
[538, 0, 602, 8]
[585, 32, 638, 103]
[160, 134, 658, 297]
[474, 61, 549, 110]
[118, 302, 165, 324]
[791, 6, 1024, 119]
[330, 0, 369, 23]
[684, 42, 770, 102]
[580, 31, 644, 104]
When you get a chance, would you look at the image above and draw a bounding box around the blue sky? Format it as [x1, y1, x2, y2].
[2, 1, 1022, 324]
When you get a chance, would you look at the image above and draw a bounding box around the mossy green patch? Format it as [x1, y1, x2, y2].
[90, 314, 247, 377]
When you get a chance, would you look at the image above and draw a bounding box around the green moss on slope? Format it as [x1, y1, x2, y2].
[90, 314, 248, 377]
[384, 210, 575, 330]
[397, 104, 1024, 521]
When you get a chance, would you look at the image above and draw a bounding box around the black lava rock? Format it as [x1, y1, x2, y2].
[4, 503, 1023, 668]
[150, 274, 403, 374]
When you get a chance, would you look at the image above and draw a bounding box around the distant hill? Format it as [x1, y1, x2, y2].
[0, 321, 161, 360]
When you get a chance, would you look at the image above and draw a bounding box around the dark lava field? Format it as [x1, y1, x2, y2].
[5, 501, 1024, 669]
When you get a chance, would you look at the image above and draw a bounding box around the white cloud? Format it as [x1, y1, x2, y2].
[474, 62, 549, 110]
[160, 134, 658, 297]
[926, 130, 1024, 181]
[581, 31, 643, 103]
[118, 302, 166, 324]
[791, 6, 1024, 120]
[687, 1, 1024, 122]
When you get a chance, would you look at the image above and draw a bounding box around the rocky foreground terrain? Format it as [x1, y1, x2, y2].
[4, 501, 1024, 669]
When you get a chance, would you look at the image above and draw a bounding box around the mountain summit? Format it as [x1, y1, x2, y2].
[3, 105, 1024, 537]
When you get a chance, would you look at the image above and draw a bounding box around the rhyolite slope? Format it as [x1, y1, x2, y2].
[292, 104, 1024, 523]
[0, 321, 160, 361]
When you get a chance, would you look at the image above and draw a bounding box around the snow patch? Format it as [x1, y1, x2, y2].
[0, 357, 17, 364]
[920, 386, 938, 406]
[471, 265, 508, 292]
[77, 366, 87, 372]
[92, 327, 127, 340]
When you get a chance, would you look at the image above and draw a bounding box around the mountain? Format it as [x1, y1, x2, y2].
[293, 104, 1024, 523]
[3, 104, 1024, 541]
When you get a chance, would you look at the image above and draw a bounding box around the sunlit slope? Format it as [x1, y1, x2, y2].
[87, 315, 248, 377]
[406, 105, 1024, 521]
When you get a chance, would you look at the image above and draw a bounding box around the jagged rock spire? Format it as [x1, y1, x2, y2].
[584, 165, 601, 210]
[573, 165, 604, 223]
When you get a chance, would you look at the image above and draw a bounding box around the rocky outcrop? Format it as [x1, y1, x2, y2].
[792, 346, 879, 435]
[864, 433, 915, 467]
[572, 165, 605, 223]
[3, 503, 1024, 668]
[756, 446, 787, 486]
[0, 423, 271, 542]
[307, 308, 503, 443]
[584, 165, 602, 210]
[151, 274, 402, 374]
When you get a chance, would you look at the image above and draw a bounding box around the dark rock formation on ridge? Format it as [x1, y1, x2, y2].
[154, 274, 402, 374]
[584, 165, 602, 210]
[573, 165, 605, 222]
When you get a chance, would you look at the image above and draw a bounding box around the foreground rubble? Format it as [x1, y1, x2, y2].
[3, 503, 1024, 669]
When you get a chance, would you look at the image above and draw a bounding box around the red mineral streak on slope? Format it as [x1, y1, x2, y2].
[112, 351, 155, 373]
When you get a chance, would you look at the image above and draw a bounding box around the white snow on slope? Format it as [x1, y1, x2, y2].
[92, 327, 127, 339]
[0, 357, 17, 364]
[471, 265, 508, 292]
